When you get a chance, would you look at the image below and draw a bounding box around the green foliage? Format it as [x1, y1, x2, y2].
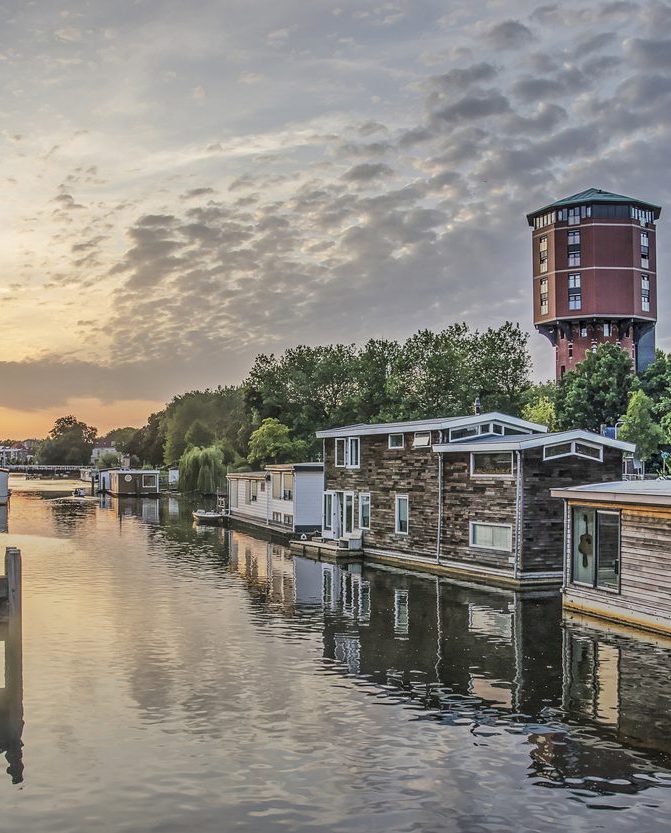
[555, 344, 633, 432]
[127, 411, 166, 467]
[178, 446, 226, 495]
[185, 419, 215, 449]
[619, 390, 665, 461]
[247, 418, 309, 467]
[522, 396, 557, 431]
[96, 451, 121, 469]
[101, 427, 138, 453]
[37, 415, 98, 465]
[245, 323, 532, 439]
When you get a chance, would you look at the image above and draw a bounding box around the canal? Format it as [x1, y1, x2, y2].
[1, 481, 671, 832]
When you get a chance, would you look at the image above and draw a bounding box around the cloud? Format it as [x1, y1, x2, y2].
[341, 162, 393, 181]
[485, 20, 533, 49]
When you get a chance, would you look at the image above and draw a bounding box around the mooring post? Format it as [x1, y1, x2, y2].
[5, 546, 22, 618]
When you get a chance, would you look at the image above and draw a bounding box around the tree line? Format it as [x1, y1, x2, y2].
[30, 324, 671, 490]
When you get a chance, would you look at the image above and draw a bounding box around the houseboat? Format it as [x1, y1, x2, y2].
[227, 463, 323, 538]
[108, 469, 160, 497]
[0, 468, 9, 505]
[551, 480, 671, 636]
[310, 412, 634, 588]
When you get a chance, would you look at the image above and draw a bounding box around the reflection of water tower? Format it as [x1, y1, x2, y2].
[527, 189, 661, 379]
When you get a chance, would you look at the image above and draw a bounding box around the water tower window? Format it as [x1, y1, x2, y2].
[540, 278, 549, 315]
[641, 231, 649, 268]
[642, 274, 650, 311]
[568, 230, 580, 266]
[568, 207, 581, 225]
[568, 273, 582, 310]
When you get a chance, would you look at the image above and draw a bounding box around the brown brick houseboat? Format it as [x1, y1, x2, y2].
[314, 412, 633, 588]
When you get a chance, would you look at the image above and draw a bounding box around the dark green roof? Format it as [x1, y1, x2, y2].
[527, 188, 662, 224]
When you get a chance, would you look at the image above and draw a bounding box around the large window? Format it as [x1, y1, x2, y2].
[359, 493, 371, 530]
[282, 472, 294, 500]
[539, 235, 548, 272]
[543, 440, 603, 462]
[348, 437, 360, 468]
[335, 438, 346, 467]
[395, 495, 409, 535]
[471, 452, 515, 477]
[323, 493, 333, 530]
[641, 231, 649, 268]
[568, 273, 581, 310]
[470, 522, 513, 552]
[571, 507, 620, 591]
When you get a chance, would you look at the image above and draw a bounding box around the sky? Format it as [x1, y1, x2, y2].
[1, 0, 671, 437]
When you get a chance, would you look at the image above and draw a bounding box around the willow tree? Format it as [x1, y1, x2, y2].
[178, 446, 226, 495]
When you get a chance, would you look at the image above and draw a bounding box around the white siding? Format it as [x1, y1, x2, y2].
[228, 477, 268, 522]
[294, 470, 324, 529]
[0, 470, 8, 504]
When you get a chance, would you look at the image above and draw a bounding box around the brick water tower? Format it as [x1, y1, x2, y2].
[527, 188, 661, 379]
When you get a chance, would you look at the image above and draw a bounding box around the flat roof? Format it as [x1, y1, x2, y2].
[264, 462, 323, 471]
[227, 471, 266, 480]
[316, 411, 547, 439]
[551, 479, 671, 506]
[433, 429, 634, 454]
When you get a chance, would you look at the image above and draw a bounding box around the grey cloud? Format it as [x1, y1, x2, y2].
[625, 37, 671, 69]
[512, 77, 566, 102]
[341, 162, 393, 181]
[182, 187, 216, 199]
[427, 63, 498, 93]
[435, 91, 511, 122]
[485, 20, 533, 49]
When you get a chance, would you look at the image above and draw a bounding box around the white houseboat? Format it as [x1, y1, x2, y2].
[227, 463, 323, 536]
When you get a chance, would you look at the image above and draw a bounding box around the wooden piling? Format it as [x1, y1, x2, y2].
[5, 547, 21, 618]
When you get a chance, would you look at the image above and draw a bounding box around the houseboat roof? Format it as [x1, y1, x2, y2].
[432, 429, 635, 454]
[264, 462, 323, 472]
[226, 471, 267, 480]
[315, 412, 547, 439]
[111, 468, 160, 475]
[551, 479, 671, 506]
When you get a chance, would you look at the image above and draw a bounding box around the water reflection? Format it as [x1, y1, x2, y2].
[0, 592, 23, 783]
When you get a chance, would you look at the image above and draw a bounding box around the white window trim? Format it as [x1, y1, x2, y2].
[469, 521, 513, 553]
[395, 494, 409, 536]
[412, 432, 431, 448]
[470, 451, 515, 478]
[347, 437, 360, 469]
[335, 438, 347, 468]
[543, 440, 603, 462]
[358, 493, 371, 530]
[388, 433, 404, 449]
[141, 474, 157, 488]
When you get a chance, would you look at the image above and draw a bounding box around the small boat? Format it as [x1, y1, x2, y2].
[72, 488, 88, 497]
[192, 509, 225, 525]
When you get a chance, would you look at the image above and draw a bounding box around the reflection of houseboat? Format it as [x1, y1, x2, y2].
[311, 411, 633, 587]
[227, 463, 323, 538]
[552, 480, 671, 635]
[108, 470, 160, 497]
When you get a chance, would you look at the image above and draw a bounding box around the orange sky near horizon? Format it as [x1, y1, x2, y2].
[0, 398, 165, 440]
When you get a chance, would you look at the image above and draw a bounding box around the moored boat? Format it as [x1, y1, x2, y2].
[192, 509, 225, 525]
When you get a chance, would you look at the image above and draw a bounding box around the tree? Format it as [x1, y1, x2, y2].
[96, 451, 121, 469]
[247, 418, 309, 467]
[522, 396, 557, 431]
[178, 446, 226, 494]
[127, 411, 166, 467]
[619, 390, 665, 462]
[101, 427, 138, 454]
[555, 344, 633, 432]
[37, 415, 98, 465]
[185, 420, 215, 449]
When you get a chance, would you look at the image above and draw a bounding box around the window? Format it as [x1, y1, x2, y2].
[571, 507, 620, 591]
[388, 433, 404, 449]
[395, 495, 409, 535]
[568, 273, 581, 310]
[567, 229, 580, 266]
[394, 590, 409, 635]
[568, 206, 581, 225]
[450, 425, 479, 441]
[248, 480, 259, 502]
[603, 322, 611, 337]
[568, 342, 574, 361]
[539, 235, 548, 272]
[471, 452, 515, 477]
[580, 325, 588, 337]
[260, 481, 265, 492]
[230, 482, 238, 508]
[359, 493, 370, 529]
[343, 493, 354, 534]
[335, 437, 360, 468]
[272, 511, 282, 523]
[631, 206, 654, 224]
[539, 277, 549, 315]
[642, 274, 650, 312]
[142, 474, 157, 489]
[568, 252, 581, 267]
[641, 231, 649, 267]
[283, 514, 293, 526]
[335, 438, 346, 467]
[272, 474, 282, 499]
[470, 522, 513, 552]
[323, 493, 333, 530]
[282, 472, 294, 500]
[413, 432, 431, 448]
[543, 440, 603, 461]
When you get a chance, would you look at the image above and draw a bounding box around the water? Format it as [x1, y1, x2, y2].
[2, 481, 671, 832]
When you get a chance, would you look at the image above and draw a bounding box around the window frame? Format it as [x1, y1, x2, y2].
[470, 451, 515, 479]
[358, 492, 371, 530]
[347, 437, 360, 469]
[141, 473, 157, 489]
[335, 438, 347, 467]
[570, 506, 621, 593]
[395, 494, 409, 536]
[469, 521, 513, 553]
[388, 433, 404, 449]
[412, 431, 431, 448]
[542, 440, 603, 462]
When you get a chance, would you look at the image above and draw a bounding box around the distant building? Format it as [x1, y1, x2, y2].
[0, 444, 32, 466]
[91, 442, 120, 464]
[528, 188, 661, 379]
